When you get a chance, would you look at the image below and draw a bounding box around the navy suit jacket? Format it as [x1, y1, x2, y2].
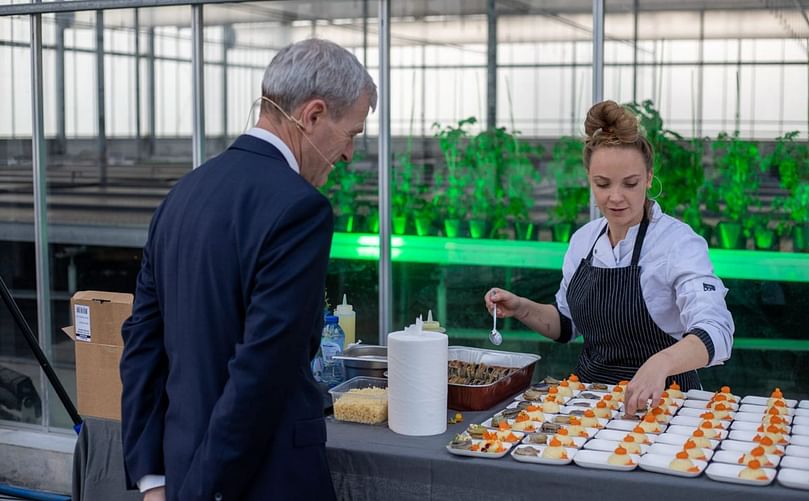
[120, 135, 336, 500]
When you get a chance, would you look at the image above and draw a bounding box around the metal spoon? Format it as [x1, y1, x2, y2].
[490, 302, 502, 345]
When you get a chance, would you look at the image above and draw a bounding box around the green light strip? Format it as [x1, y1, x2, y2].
[330, 233, 809, 283]
[449, 328, 809, 352]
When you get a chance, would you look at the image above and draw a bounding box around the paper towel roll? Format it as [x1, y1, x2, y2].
[387, 326, 448, 436]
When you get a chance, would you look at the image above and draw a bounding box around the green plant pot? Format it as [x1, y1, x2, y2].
[793, 223, 809, 252]
[365, 213, 379, 233]
[551, 222, 576, 243]
[468, 219, 488, 239]
[753, 227, 778, 250]
[715, 222, 746, 250]
[393, 215, 408, 235]
[414, 216, 433, 236]
[444, 219, 461, 238]
[514, 221, 535, 241]
[334, 214, 354, 233]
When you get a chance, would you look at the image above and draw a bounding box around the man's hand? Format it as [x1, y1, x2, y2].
[623, 354, 670, 417]
[144, 486, 166, 501]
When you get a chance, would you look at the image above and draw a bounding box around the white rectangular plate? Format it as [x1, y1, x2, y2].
[786, 445, 809, 458]
[793, 425, 809, 436]
[639, 453, 707, 478]
[572, 449, 639, 471]
[796, 408, 809, 417]
[781, 456, 809, 471]
[446, 440, 512, 459]
[734, 412, 792, 424]
[606, 419, 667, 434]
[648, 443, 714, 461]
[685, 389, 715, 401]
[480, 416, 546, 431]
[778, 468, 809, 491]
[721, 439, 785, 456]
[509, 444, 577, 465]
[730, 421, 791, 433]
[792, 436, 809, 447]
[795, 416, 809, 426]
[728, 430, 789, 444]
[666, 424, 728, 440]
[682, 400, 739, 411]
[583, 438, 650, 455]
[800, 401, 809, 410]
[656, 433, 718, 449]
[741, 395, 797, 407]
[676, 407, 735, 420]
[738, 403, 795, 416]
[595, 429, 656, 444]
[670, 415, 726, 429]
[705, 462, 775, 486]
[711, 449, 780, 468]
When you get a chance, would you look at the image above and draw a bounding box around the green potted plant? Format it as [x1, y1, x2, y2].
[434, 118, 474, 238]
[548, 136, 588, 242]
[392, 148, 417, 235]
[708, 132, 762, 249]
[627, 100, 706, 235]
[765, 131, 809, 252]
[319, 159, 362, 232]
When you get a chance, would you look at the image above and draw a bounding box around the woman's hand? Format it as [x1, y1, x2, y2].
[623, 353, 671, 417]
[484, 288, 523, 319]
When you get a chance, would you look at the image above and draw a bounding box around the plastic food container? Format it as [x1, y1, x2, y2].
[447, 346, 540, 411]
[329, 376, 388, 424]
[333, 345, 388, 379]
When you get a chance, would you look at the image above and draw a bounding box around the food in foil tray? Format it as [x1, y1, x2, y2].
[448, 360, 519, 385]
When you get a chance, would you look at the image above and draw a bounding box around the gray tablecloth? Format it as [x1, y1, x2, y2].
[74, 411, 808, 501]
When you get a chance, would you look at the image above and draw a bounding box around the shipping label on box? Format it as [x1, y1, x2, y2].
[74, 304, 91, 341]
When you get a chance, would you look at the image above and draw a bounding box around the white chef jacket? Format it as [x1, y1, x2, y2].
[555, 202, 734, 367]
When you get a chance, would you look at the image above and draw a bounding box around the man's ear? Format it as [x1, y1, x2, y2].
[298, 99, 328, 131]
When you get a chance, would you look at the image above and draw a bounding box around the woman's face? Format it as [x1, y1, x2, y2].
[588, 146, 651, 230]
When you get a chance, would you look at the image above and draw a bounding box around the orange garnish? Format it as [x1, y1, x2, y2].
[613, 386, 624, 393]
[713, 394, 727, 402]
[570, 374, 580, 382]
[560, 380, 570, 388]
[596, 401, 607, 409]
[676, 451, 689, 459]
[560, 451, 569, 460]
[549, 387, 559, 394]
[714, 403, 728, 411]
[751, 446, 765, 457]
[721, 386, 731, 393]
[614, 446, 627, 455]
[684, 440, 697, 450]
[471, 443, 481, 452]
[603, 394, 614, 401]
[569, 417, 581, 426]
[700, 421, 713, 430]
[515, 413, 530, 423]
[701, 412, 715, 419]
[506, 433, 518, 442]
[623, 435, 636, 443]
[498, 421, 510, 431]
[549, 437, 562, 447]
[692, 429, 705, 437]
[748, 459, 761, 469]
[759, 436, 774, 446]
[557, 428, 569, 436]
[643, 414, 656, 423]
[618, 380, 630, 386]
[774, 400, 786, 408]
[669, 382, 681, 391]
[767, 425, 782, 434]
[688, 466, 699, 473]
[651, 407, 663, 416]
[483, 430, 497, 440]
[526, 405, 541, 412]
[769, 416, 783, 424]
[633, 426, 645, 434]
[768, 407, 779, 416]
[584, 409, 596, 417]
[771, 388, 782, 398]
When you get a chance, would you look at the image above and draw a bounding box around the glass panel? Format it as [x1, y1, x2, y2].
[39, 7, 192, 429]
[0, 15, 43, 427]
[603, 1, 809, 398]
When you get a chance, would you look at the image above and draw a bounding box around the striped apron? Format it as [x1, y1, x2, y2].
[566, 212, 701, 390]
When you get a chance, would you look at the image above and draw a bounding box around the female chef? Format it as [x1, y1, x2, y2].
[485, 100, 734, 416]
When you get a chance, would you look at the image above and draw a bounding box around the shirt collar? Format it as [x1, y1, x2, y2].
[245, 127, 300, 174]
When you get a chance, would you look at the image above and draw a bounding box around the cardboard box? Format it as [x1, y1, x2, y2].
[62, 291, 133, 421]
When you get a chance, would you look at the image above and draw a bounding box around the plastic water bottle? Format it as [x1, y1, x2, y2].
[319, 314, 345, 387]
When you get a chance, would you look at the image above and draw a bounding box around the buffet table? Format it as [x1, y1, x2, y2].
[73, 405, 807, 500]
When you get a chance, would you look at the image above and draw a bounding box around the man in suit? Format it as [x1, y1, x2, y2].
[120, 38, 376, 501]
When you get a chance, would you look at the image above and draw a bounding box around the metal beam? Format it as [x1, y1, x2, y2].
[632, 0, 638, 103]
[590, 0, 604, 222]
[147, 27, 156, 156]
[54, 14, 69, 155]
[191, 4, 205, 168]
[96, 11, 108, 184]
[134, 9, 142, 149]
[222, 24, 234, 138]
[0, 0, 255, 16]
[487, 0, 497, 130]
[378, 0, 392, 343]
[30, 11, 53, 429]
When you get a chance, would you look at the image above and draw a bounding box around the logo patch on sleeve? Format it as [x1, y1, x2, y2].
[703, 283, 716, 291]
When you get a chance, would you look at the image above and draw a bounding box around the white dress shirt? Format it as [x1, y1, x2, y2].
[137, 128, 300, 494]
[555, 202, 734, 367]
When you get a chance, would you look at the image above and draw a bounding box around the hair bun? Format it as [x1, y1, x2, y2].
[584, 100, 639, 143]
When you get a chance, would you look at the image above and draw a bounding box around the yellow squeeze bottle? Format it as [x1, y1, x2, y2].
[334, 294, 356, 346]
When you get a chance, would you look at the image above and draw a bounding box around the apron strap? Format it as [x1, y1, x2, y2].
[630, 209, 651, 267]
[585, 223, 609, 262]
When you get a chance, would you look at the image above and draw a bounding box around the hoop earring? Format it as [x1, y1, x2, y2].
[647, 175, 663, 200]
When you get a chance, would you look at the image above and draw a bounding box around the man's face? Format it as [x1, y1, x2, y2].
[301, 93, 370, 188]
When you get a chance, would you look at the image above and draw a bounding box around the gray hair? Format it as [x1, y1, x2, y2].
[261, 38, 377, 118]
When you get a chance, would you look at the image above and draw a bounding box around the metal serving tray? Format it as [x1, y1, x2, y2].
[334, 345, 388, 379]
